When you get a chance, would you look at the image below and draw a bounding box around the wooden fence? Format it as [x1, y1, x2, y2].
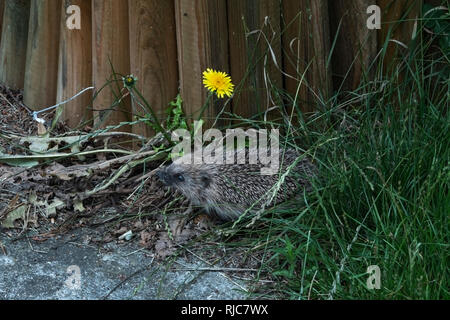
[0, 0, 422, 137]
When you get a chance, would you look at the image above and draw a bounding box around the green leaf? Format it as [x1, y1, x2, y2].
[2, 205, 28, 228]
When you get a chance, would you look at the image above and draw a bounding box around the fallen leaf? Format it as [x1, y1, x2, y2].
[2, 205, 28, 228]
[73, 199, 85, 212]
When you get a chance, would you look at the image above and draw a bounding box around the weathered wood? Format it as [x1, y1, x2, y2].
[57, 0, 92, 128]
[0, 0, 4, 44]
[0, 0, 31, 90]
[1, 0, 426, 135]
[175, 0, 229, 127]
[281, 0, 332, 113]
[128, 0, 178, 138]
[23, 0, 62, 110]
[92, 0, 131, 131]
[329, 0, 378, 92]
[228, 0, 283, 119]
[378, 0, 422, 73]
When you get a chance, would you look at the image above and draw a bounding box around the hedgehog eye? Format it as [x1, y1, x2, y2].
[175, 174, 184, 182]
[201, 176, 210, 188]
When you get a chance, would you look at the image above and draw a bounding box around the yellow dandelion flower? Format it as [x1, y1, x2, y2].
[202, 68, 234, 98]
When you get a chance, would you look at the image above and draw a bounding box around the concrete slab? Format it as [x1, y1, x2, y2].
[0, 229, 246, 300]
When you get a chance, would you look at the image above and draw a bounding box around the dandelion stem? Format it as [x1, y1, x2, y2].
[197, 93, 213, 123]
[129, 86, 173, 146]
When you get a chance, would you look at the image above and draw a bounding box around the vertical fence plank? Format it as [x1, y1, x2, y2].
[92, 0, 131, 131]
[228, 0, 282, 120]
[0, 0, 4, 44]
[128, 0, 178, 138]
[329, 0, 378, 92]
[0, 0, 30, 90]
[175, 0, 229, 127]
[378, 0, 422, 72]
[57, 0, 92, 128]
[23, 0, 62, 109]
[282, 0, 332, 113]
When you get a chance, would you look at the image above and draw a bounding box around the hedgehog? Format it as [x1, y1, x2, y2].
[156, 148, 316, 221]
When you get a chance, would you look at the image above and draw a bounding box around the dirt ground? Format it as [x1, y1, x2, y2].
[0, 83, 259, 300]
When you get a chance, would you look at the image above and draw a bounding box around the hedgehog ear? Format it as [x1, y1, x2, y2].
[201, 174, 211, 188]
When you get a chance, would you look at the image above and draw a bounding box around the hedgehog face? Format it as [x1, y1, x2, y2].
[156, 164, 212, 204]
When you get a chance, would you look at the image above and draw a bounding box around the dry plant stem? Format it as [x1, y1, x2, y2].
[85, 151, 165, 196]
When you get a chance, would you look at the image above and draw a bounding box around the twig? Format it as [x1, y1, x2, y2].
[101, 265, 152, 300]
[171, 266, 259, 273]
[174, 245, 249, 293]
[0, 241, 7, 255]
[3, 86, 32, 113]
[123, 247, 146, 257]
[0, 92, 17, 110]
[27, 237, 48, 254]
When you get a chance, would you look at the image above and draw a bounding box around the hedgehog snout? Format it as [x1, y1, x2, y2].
[156, 168, 171, 186]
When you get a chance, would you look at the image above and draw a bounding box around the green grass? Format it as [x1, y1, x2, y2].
[194, 6, 449, 300]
